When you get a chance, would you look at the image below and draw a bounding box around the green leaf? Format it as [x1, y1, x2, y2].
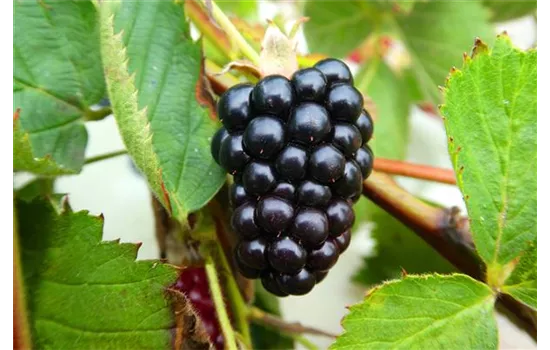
[303, 1, 377, 57]
[440, 36, 537, 272]
[99, 1, 225, 223]
[14, 118, 76, 175]
[218, 1, 258, 20]
[16, 197, 178, 349]
[483, 0, 537, 22]
[251, 280, 294, 350]
[15, 178, 54, 202]
[373, 0, 416, 15]
[502, 239, 537, 310]
[394, 1, 493, 104]
[13, 0, 105, 173]
[332, 274, 497, 350]
[353, 208, 455, 286]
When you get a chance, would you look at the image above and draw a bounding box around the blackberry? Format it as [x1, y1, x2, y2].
[211, 58, 374, 296]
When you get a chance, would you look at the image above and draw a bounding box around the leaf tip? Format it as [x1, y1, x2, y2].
[471, 37, 489, 58]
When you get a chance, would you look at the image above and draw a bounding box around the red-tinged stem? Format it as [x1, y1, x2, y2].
[373, 158, 457, 185]
[362, 172, 537, 340]
[185, 0, 234, 61]
[13, 209, 32, 350]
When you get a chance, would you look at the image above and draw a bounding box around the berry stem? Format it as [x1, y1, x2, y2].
[213, 240, 252, 348]
[205, 59, 242, 95]
[205, 254, 239, 350]
[362, 171, 537, 339]
[196, 0, 260, 65]
[373, 158, 456, 185]
[248, 306, 338, 338]
[185, 0, 235, 61]
[84, 149, 128, 166]
[13, 209, 32, 350]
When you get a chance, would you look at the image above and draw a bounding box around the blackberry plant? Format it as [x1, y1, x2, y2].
[13, 1, 537, 350]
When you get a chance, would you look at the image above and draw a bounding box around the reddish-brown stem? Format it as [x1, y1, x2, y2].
[373, 158, 457, 185]
[363, 172, 536, 340]
[13, 210, 32, 350]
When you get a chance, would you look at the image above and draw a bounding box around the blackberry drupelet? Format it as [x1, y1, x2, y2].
[211, 58, 374, 296]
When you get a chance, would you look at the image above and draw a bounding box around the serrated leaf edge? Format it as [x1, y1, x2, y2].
[97, 6, 172, 214]
[334, 273, 496, 350]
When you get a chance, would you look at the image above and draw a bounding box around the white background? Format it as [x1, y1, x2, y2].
[12, 3, 537, 349]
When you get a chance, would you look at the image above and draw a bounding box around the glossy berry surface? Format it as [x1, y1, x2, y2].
[355, 146, 374, 178]
[219, 134, 250, 174]
[291, 67, 327, 103]
[326, 84, 364, 122]
[256, 196, 294, 234]
[267, 237, 307, 274]
[290, 208, 329, 249]
[172, 267, 225, 349]
[211, 59, 375, 296]
[297, 180, 331, 207]
[251, 75, 294, 118]
[218, 83, 254, 132]
[332, 123, 362, 156]
[314, 58, 353, 86]
[309, 144, 346, 184]
[243, 116, 285, 159]
[276, 145, 308, 182]
[211, 127, 229, 165]
[288, 103, 331, 146]
[277, 269, 316, 295]
[355, 109, 374, 144]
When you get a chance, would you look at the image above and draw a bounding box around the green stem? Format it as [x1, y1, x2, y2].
[84, 150, 128, 165]
[198, 0, 260, 65]
[214, 241, 252, 348]
[294, 335, 319, 350]
[85, 106, 112, 121]
[205, 255, 238, 350]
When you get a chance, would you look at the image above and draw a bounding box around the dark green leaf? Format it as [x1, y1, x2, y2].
[395, 1, 493, 104]
[483, 0, 537, 22]
[441, 36, 537, 271]
[13, 1, 105, 173]
[332, 274, 498, 350]
[16, 197, 178, 349]
[353, 207, 455, 286]
[99, 1, 226, 224]
[251, 280, 294, 350]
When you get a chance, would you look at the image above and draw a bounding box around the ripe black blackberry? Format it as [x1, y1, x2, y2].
[211, 58, 374, 296]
